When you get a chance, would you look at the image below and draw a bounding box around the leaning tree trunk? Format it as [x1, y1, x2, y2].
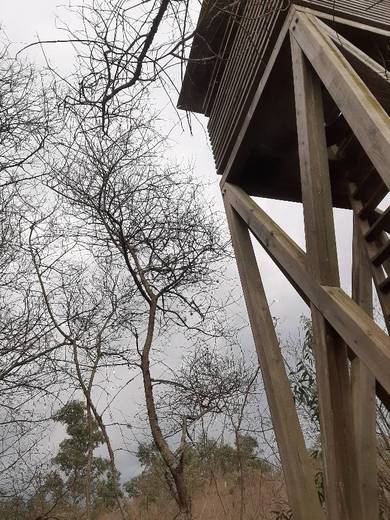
[141, 299, 192, 519]
[85, 402, 93, 520]
[73, 344, 129, 520]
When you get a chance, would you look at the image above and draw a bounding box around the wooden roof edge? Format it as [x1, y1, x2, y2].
[178, 0, 390, 114]
[177, 0, 238, 114]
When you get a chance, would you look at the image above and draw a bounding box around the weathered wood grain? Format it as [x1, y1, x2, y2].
[224, 197, 325, 520]
[225, 182, 390, 398]
[291, 36, 363, 520]
[351, 215, 378, 520]
[291, 12, 390, 191]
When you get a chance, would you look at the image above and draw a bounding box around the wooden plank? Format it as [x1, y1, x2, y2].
[211, 4, 390, 171]
[177, 0, 390, 115]
[359, 181, 388, 218]
[211, 0, 261, 162]
[212, 0, 283, 168]
[315, 17, 389, 80]
[208, 0, 258, 137]
[223, 198, 325, 520]
[365, 207, 390, 241]
[207, 4, 247, 132]
[225, 182, 390, 399]
[377, 382, 390, 411]
[351, 215, 378, 520]
[290, 38, 339, 285]
[296, 5, 390, 37]
[203, 1, 242, 115]
[296, 0, 390, 31]
[349, 185, 390, 331]
[215, 0, 283, 170]
[290, 12, 390, 191]
[352, 170, 384, 203]
[219, 7, 296, 189]
[372, 240, 390, 266]
[290, 36, 363, 520]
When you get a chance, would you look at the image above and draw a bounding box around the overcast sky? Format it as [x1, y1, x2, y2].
[1, 0, 355, 481]
[0, 0, 355, 323]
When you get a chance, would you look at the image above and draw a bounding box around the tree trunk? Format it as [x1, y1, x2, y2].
[141, 300, 192, 518]
[235, 430, 245, 520]
[85, 402, 93, 520]
[73, 344, 129, 520]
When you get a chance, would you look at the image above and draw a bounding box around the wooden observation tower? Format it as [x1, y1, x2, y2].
[179, 0, 390, 518]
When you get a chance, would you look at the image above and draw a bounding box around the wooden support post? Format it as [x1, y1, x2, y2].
[290, 35, 363, 520]
[351, 215, 378, 519]
[223, 196, 325, 520]
[290, 12, 390, 191]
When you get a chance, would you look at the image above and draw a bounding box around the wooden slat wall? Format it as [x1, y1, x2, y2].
[207, 0, 286, 173]
[203, 2, 243, 116]
[207, 0, 390, 175]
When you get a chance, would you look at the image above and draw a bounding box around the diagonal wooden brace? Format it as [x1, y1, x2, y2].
[224, 197, 325, 520]
[225, 182, 390, 399]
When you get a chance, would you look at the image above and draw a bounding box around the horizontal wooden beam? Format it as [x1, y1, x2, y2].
[290, 12, 390, 191]
[224, 183, 390, 397]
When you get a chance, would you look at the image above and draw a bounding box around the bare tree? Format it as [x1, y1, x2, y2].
[28, 221, 138, 519]
[41, 107, 230, 518]
[0, 164, 59, 499]
[19, 0, 245, 132]
[55, 0, 205, 130]
[0, 30, 61, 463]
[167, 346, 262, 520]
[0, 35, 53, 186]
[0, 6, 247, 516]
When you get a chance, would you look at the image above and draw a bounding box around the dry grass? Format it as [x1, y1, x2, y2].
[98, 469, 288, 520]
[190, 469, 287, 520]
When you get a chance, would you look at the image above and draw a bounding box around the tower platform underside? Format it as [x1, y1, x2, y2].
[178, 0, 390, 208]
